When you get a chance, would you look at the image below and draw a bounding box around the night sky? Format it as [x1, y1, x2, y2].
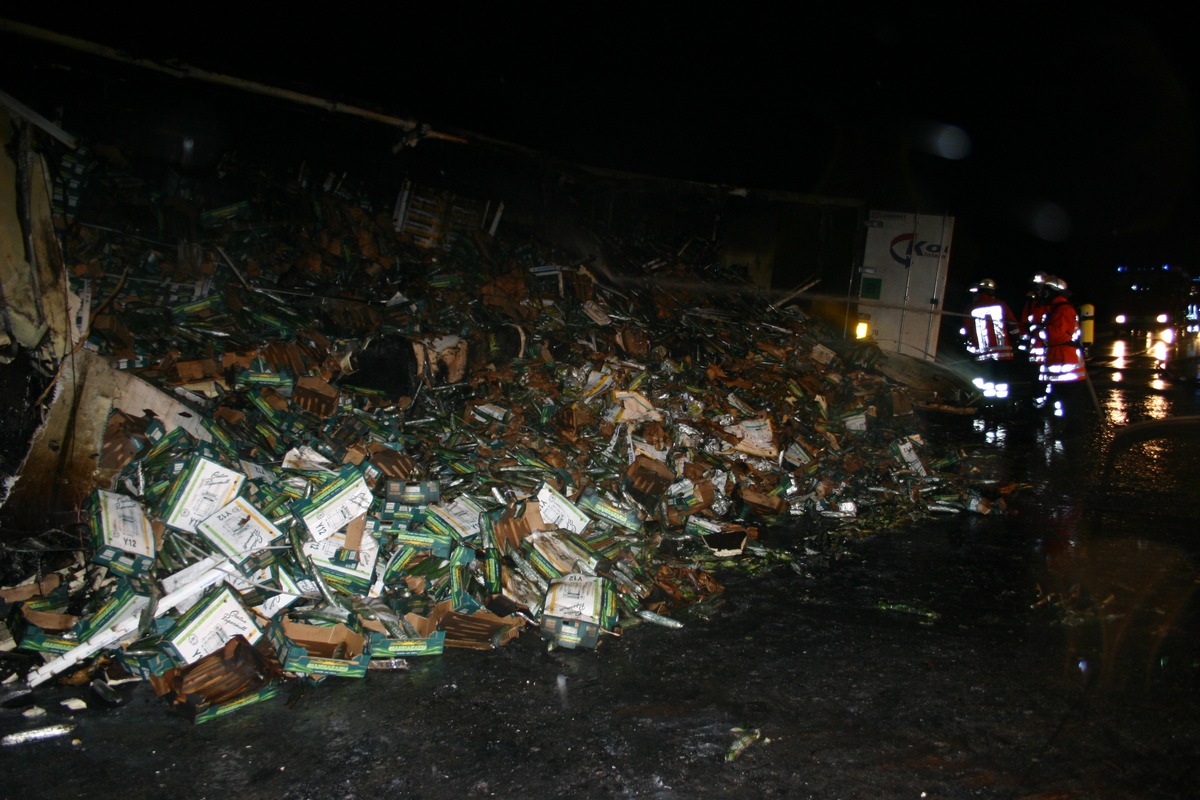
[2, 3, 1197, 303]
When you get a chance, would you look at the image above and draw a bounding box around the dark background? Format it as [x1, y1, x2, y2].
[2, 2, 1197, 308]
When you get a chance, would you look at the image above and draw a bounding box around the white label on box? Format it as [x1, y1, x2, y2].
[239, 460, 276, 483]
[895, 440, 928, 477]
[222, 565, 265, 594]
[784, 441, 812, 466]
[300, 474, 373, 541]
[536, 483, 590, 534]
[164, 458, 246, 533]
[471, 403, 509, 423]
[196, 496, 284, 563]
[543, 574, 602, 625]
[96, 490, 155, 558]
[441, 496, 486, 539]
[304, 528, 380, 581]
[254, 569, 302, 619]
[167, 586, 261, 665]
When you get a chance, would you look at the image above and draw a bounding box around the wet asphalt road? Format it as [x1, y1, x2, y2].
[2, 336, 1198, 799]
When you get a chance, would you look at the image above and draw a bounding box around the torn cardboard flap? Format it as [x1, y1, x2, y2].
[99, 409, 164, 471]
[492, 501, 548, 554]
[0, 573, 63, 604]
[16, 606, 79, 632]
[343, 513, 366, 552]
[612, 390, 662, 423]
[165, 357, 223, 387]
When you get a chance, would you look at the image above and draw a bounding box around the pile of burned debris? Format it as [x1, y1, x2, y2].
[1, 126, 1008, 723]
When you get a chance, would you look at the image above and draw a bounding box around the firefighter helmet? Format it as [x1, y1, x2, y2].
[969, 278, 997, 294]
[1042, 275, 1068, 293]
[1030, 271, 1050, 286]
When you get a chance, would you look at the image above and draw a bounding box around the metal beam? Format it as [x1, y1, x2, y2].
[0, 18, 467, 145]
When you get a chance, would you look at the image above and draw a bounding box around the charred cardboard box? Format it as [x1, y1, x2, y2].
[162, 635, 284, 724]
[623, 454, 675, 508]
[292, 375, 341, 418]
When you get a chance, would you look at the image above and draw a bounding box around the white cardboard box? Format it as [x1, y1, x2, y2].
[162, 585, 262, 665]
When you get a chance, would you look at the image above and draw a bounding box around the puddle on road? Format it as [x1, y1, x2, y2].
[922, 395, 1200, 696]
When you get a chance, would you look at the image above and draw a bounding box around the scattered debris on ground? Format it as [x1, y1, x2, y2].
[1, 117, 1011, 722]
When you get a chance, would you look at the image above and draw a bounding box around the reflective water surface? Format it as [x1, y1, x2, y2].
[956, 336, 1200, 696]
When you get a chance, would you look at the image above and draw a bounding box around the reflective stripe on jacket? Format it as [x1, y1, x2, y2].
[1020, 296, 1050, 363]
[966, 297, 1016, 361]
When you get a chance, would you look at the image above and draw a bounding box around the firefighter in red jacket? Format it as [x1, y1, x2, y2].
[1036, 275, 1088, 421]
[960, 278, 1020, 401]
